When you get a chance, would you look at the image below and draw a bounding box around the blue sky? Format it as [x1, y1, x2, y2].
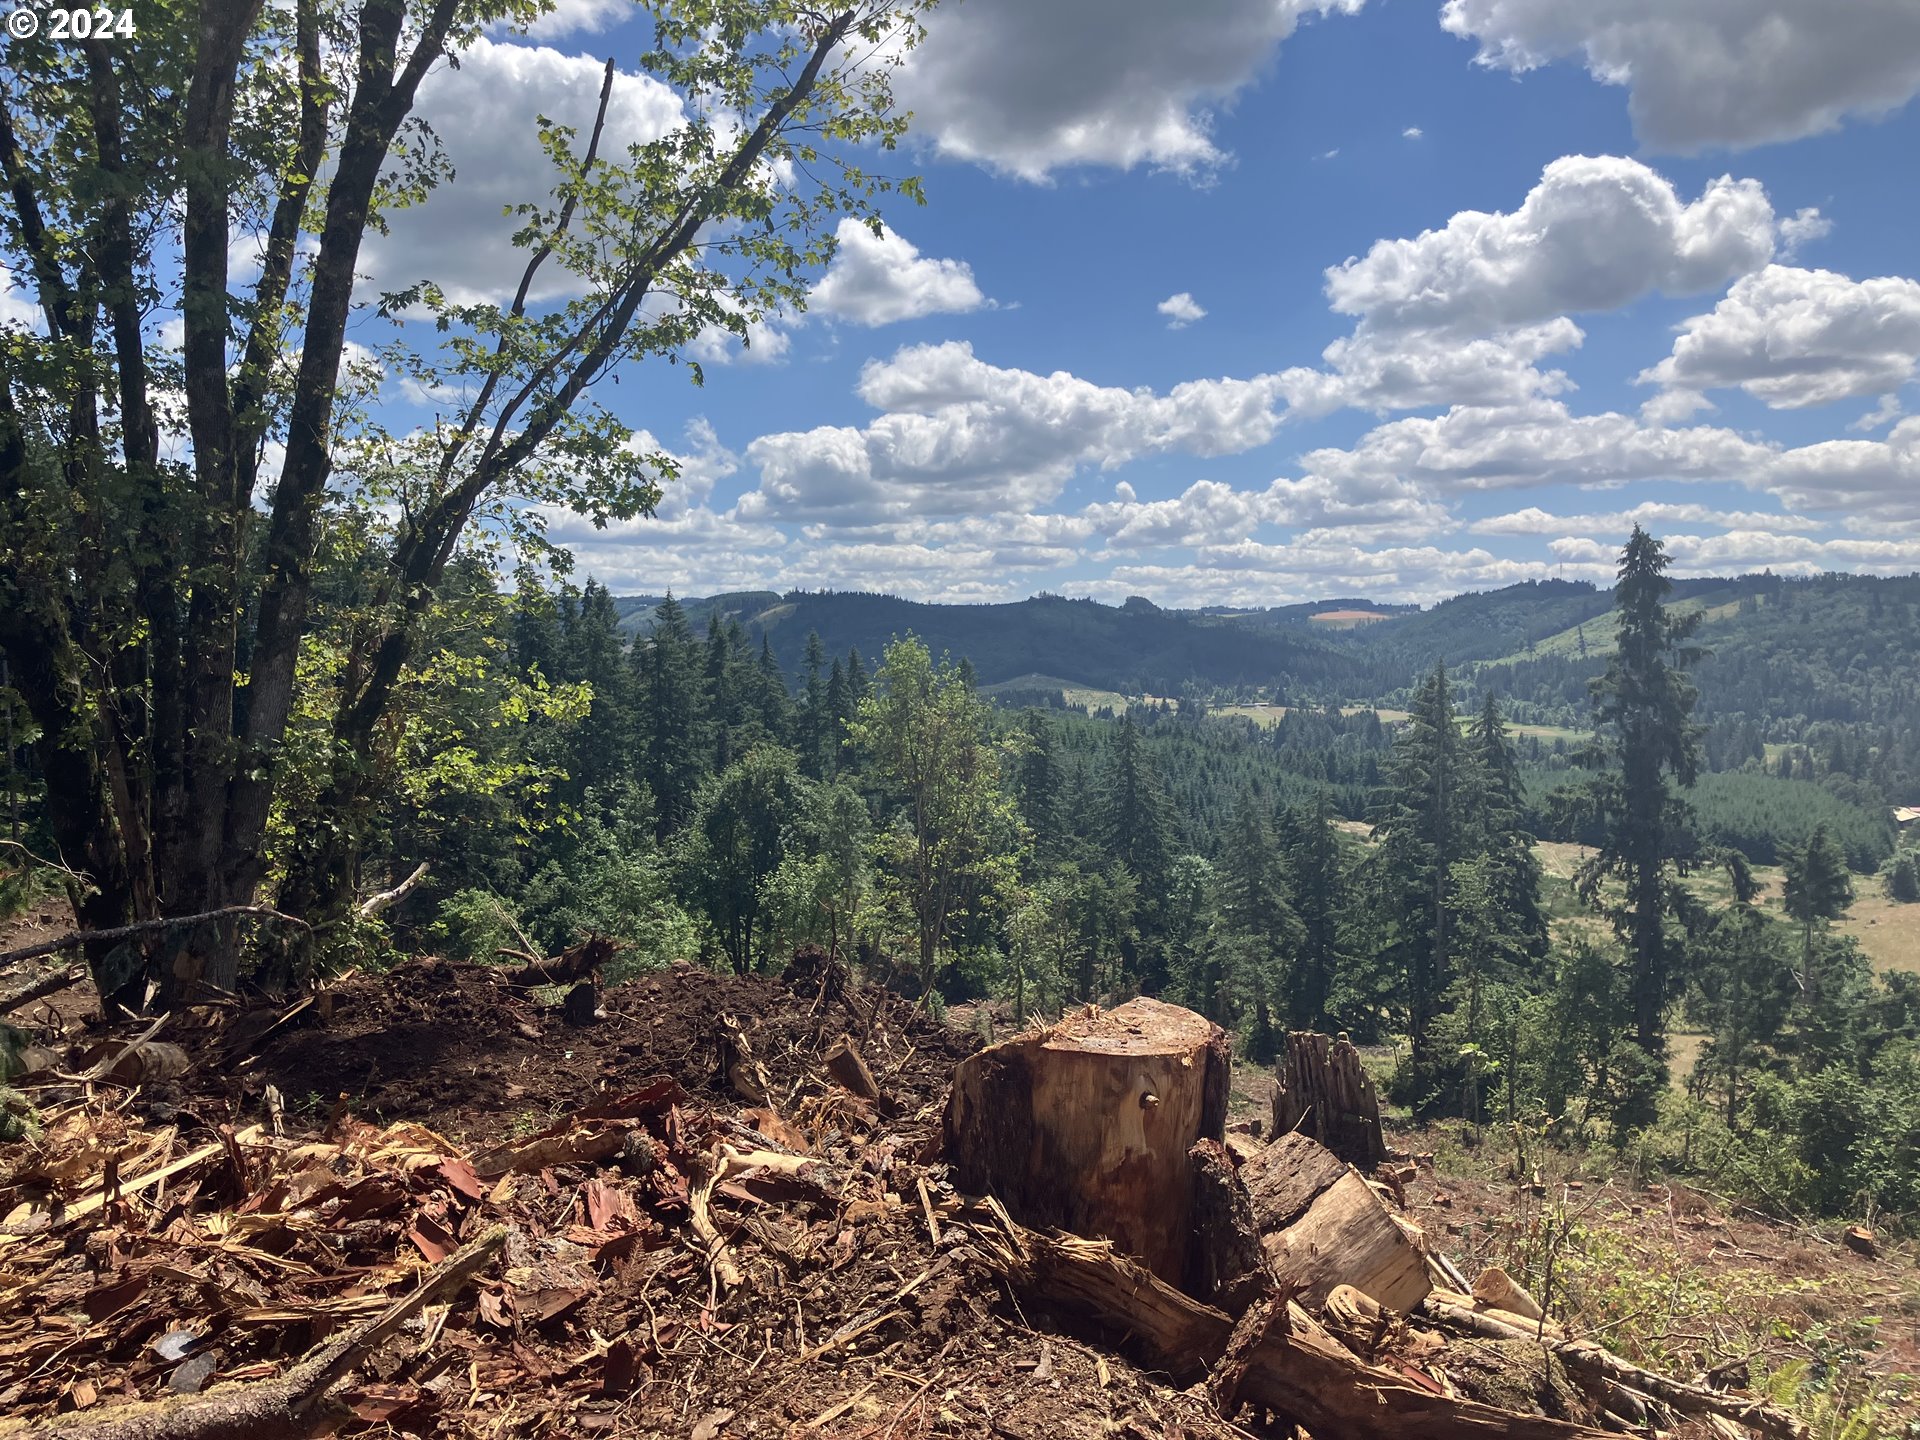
[242, 1, 1920, 604]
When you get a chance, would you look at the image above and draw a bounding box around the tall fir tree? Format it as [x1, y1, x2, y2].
[1783, 821, 1855, 1008]
[824, 657, 851, 774]
[635, 594, 707, 839]
[1212, 797, 1301, 1059]
[1465, 693, 1548, 958]
[1284, 793, 1348, 1032]
[560, 581, 637, 804]
[797, 632, 832, 779]
[1098, 713, 1176, 986]
[1015, 711, 1062, 855]
[1373, 662, 1471, 1082]
[1578, 526, 1703, 1062]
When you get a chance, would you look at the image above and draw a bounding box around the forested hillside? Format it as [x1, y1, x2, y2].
[618, 589, 1364, 695]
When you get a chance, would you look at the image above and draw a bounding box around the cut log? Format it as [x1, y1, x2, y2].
[1271, 1029, 1385, 1168]
[970, 1214, 1613, 1440]
[1421, 1293, 1806, 1440]
[941, 997, 1229, 1283]
[823, 1035, 880, 1101]
[1239, 1130, 1430, 1313]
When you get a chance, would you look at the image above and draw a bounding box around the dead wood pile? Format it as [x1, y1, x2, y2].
[0, 980, 1811, 1440]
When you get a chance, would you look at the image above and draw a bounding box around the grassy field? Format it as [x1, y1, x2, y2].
[1214, 703, 1412, 726]
[1481, 591, 1752, 667]
[977, 673, 1132, 713]
[1534, 840, 1920, 973]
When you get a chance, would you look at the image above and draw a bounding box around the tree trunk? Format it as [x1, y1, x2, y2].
[941, 997, 1229, 1283]
[1270, 1030, 1386, 1169]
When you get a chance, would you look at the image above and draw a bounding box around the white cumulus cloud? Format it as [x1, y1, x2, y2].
[1639, 265, 1920, 412]
[361, 40, 685, 307]
[1324, 155, 1775, 337]
[1440, 0, 1920, 152]
[898, 0, 1365, 181]
[739, 341, 1289, 522]
[1157, 292, 1207, 328]
[809, 219, 988, 327]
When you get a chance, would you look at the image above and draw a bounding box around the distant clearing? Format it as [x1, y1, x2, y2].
[1478, 592, 1754, 668]
[1217, 703, 1411, 726]
[1395, 836, 1920, 975]
[1309, 608, 1396, 628]
[978, 673, 1130, 713]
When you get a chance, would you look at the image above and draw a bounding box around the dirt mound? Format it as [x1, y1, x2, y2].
[230, 957, 979, 1141]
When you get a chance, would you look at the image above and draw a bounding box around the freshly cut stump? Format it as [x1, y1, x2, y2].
[941, 997, 1229, 1282]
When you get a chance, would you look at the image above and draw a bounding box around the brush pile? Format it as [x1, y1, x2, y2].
[0, 958, 1811, 1440]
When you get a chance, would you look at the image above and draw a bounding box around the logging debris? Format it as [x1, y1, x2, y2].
[0, 962, 1871, 1440]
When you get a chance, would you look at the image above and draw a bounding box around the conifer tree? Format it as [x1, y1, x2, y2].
[1284, 793, 1348, 1031]
[1212, 797, 1301, 1059]
[635, 595, 707, 838]
[797, 632, 832, 779]
[1577, 527, 1703, 1060]
[1100, 714, 1174, 883]
[824, 657, 851, 772]
[1465, 692, 1548, 958]
[1015, 712, 1062, 853]
[1783, 821, 1855, 1007]
[752, 636, 791, 745]
[561, 581, 637, 803]
[1373, 662, 1471, 1077]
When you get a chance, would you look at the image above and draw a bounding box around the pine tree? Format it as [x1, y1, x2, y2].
[508, 575, 563, 681]
[1213, 797, 1301, 1059]
[1578, 527, 1703, 1061]
[797, 632, 831, 779]
[1284, 793, 1347, 1032]
[1098, 713, 1176, 987]
[1465, 693, 1548, 958]
[751, 635, 790, 745]
[1373, 662, 1470, 1077]
[561, 581, 636, 803]
[824, 658, 851, 773]
[1015, 711, 1062, 853]
[635, 594, 707, 838]
[1783, 821, 1855, 1007]
[1100, 716, 1172, 878]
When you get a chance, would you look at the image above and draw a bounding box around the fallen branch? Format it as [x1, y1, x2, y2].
[0, 906, 311, 971]
[1421, 1293, 1805, 1440]
[0, 1225, 507, 1440]
[355, 861, 429, 921]
[497, 934, 615, 990]
[0, 957, 85, 1016]
[970, 1216, 1615, 1440]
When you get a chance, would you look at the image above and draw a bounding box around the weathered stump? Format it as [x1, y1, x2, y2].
[1271, 1029, 1385, 1168]
[941, 997, 1230, 1283]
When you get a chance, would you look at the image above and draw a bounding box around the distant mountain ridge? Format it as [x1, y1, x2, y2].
[605, 572, 1920, 711]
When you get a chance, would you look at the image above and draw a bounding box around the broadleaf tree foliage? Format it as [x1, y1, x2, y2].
[0, 0, 934, 1006]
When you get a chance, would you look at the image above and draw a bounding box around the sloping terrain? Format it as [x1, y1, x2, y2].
[1, 953, 1910, 1440]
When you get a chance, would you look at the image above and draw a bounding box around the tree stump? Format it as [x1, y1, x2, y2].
[941, 997, 1230, 1283]
[1270, 1030, 1385, 1169]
